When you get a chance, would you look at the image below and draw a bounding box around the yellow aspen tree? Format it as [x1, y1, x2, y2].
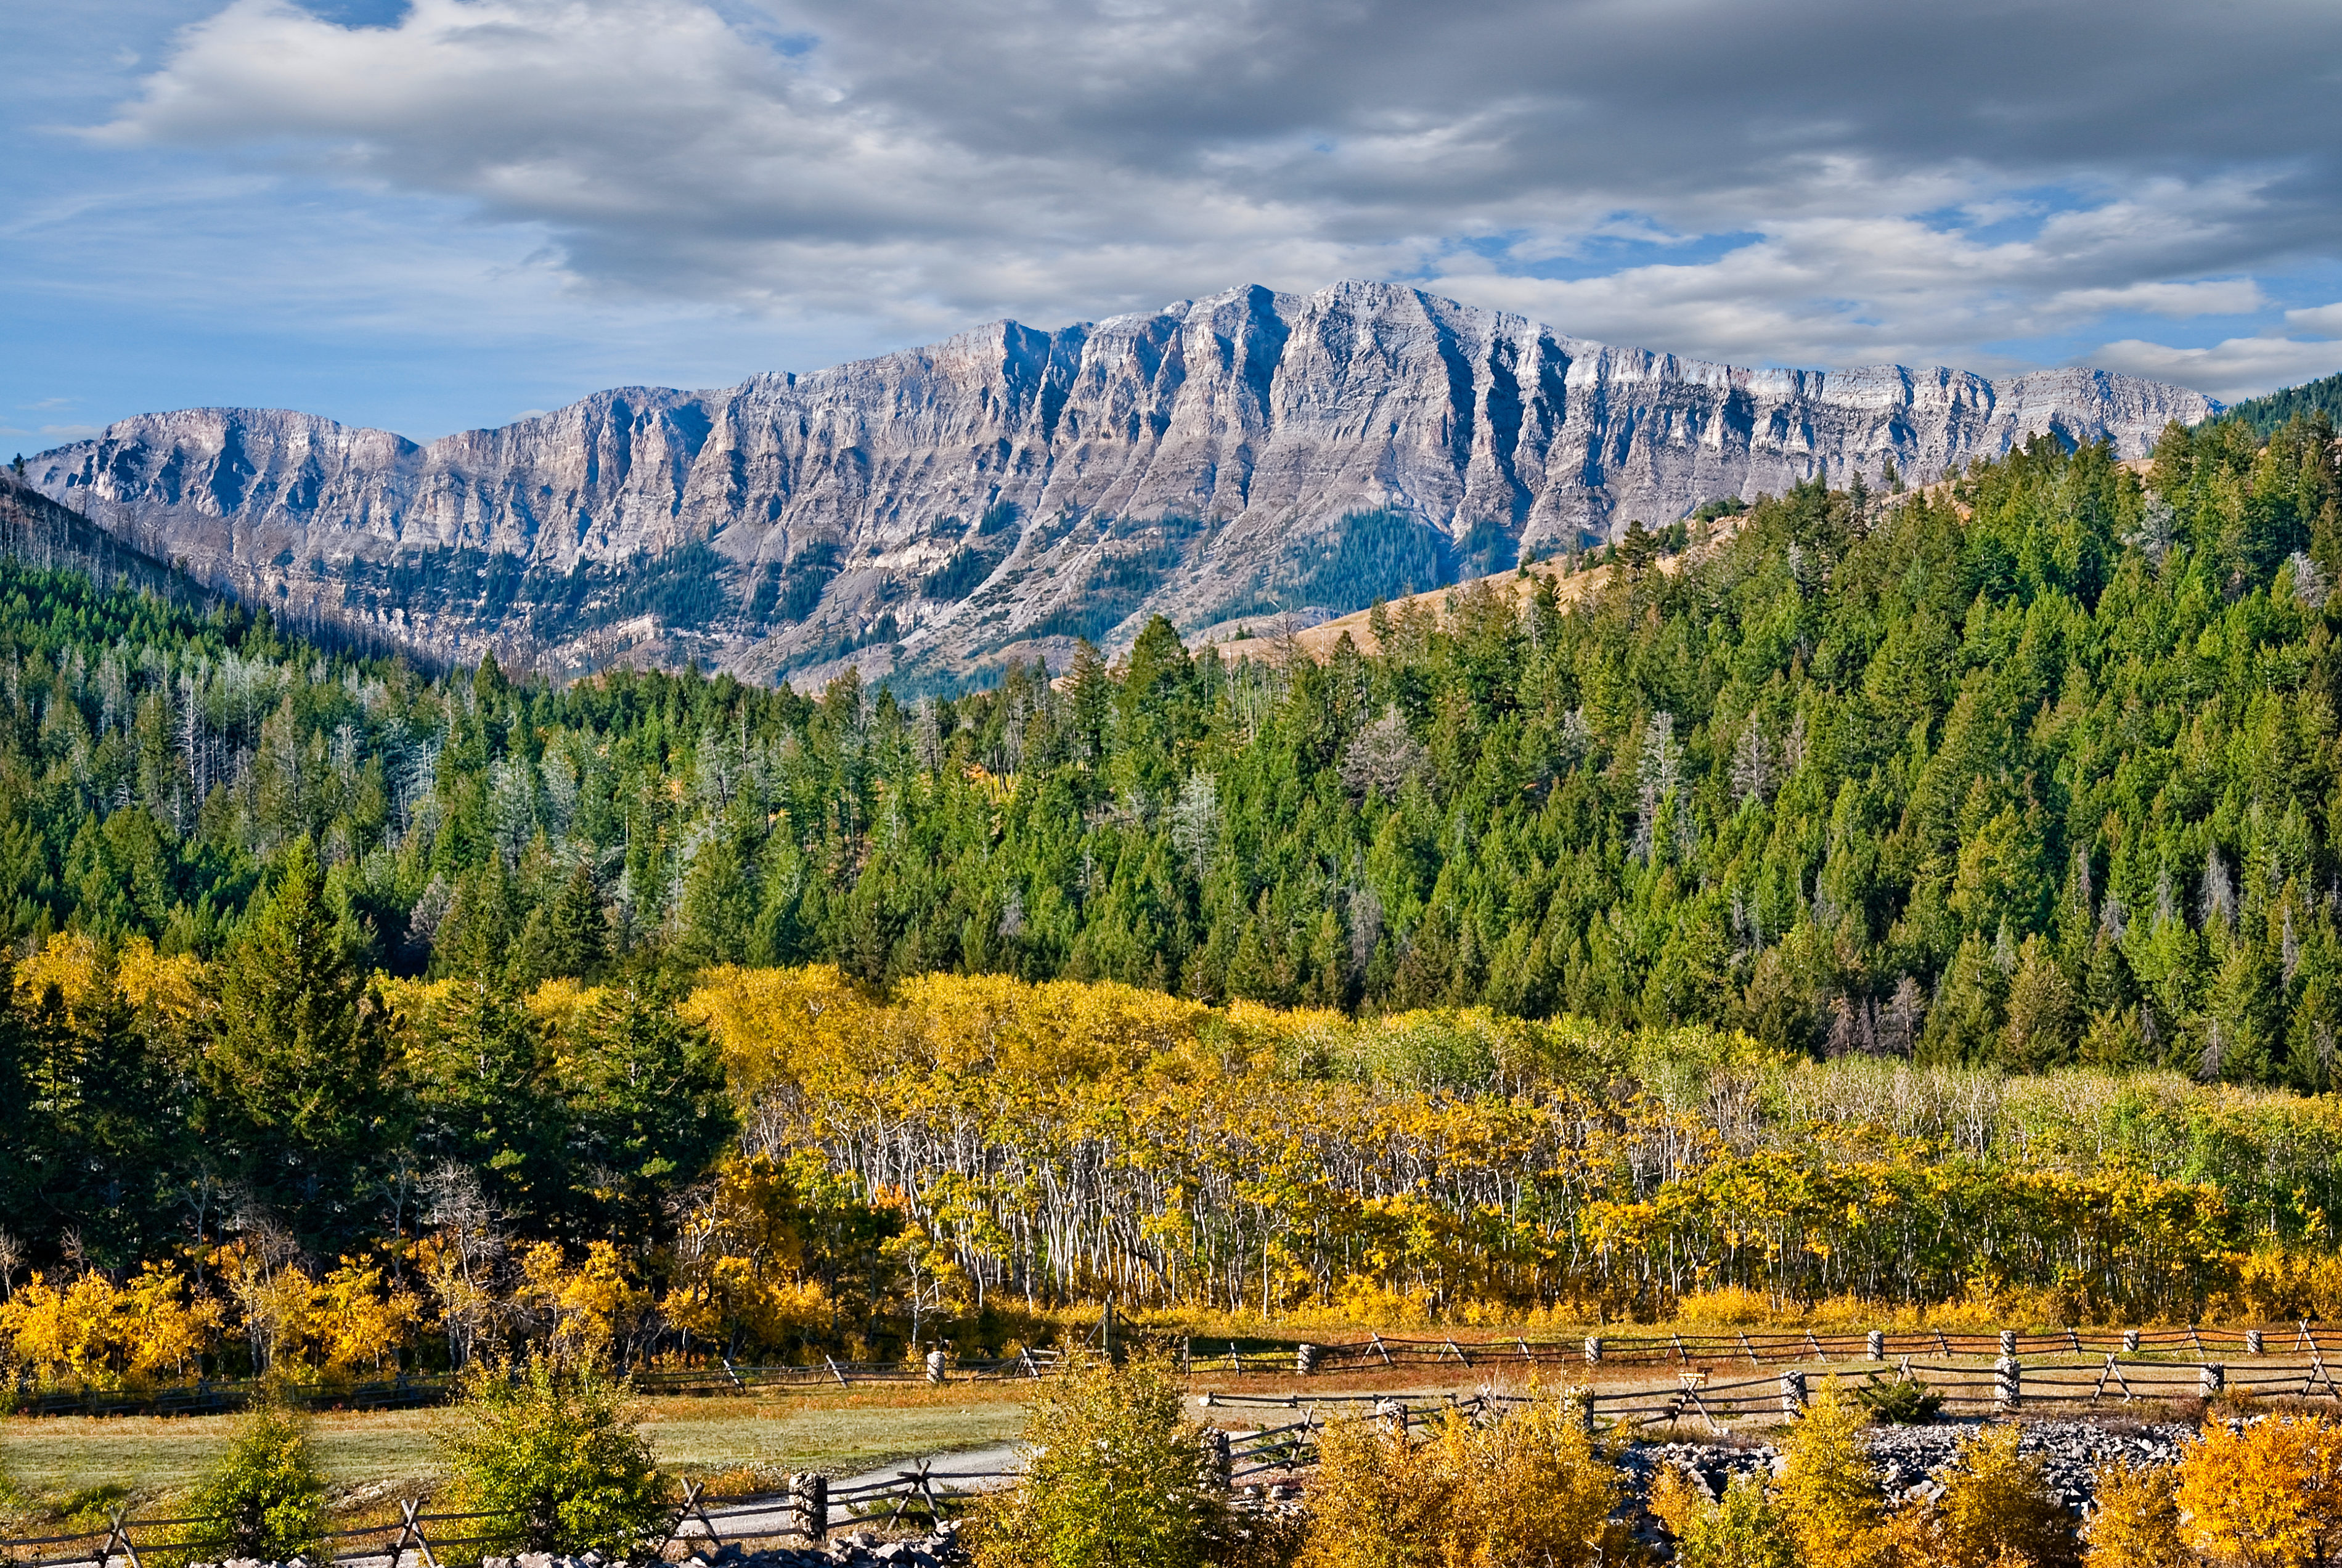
[1775, 1380, 1890, 1568]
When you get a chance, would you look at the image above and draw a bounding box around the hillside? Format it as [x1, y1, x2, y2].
[2226, 368, 2342, 436]
[25, 281, 2217, 691]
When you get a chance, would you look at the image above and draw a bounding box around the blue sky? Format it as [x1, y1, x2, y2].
[9, 0, 2342, 446]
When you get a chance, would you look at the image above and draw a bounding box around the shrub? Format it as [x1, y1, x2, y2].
[1899, 1423, 2078, 1568]
[1294, 1416, 1445, 1568]
[1426, 1398, 1625, 1568]
[2173, 1415, 2342, 1567]
[1774, 1381, 1888, 1568]
[436, 1355, 671, 1562]
[181, 1401, 327, 1565]
[2082, 1463, 2188, 1568]
[1854, 1371, 1944, 1426]
[1649, 1468, 1794, 1568]
[1295, 1396, 1625, 1568]
[967, 1355, 1227, 1568]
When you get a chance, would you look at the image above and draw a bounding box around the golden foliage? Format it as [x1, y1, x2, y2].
[2174, 1416, 2342, 1568]
[1297, 1398, 1624, 1568]
[2083, 1463, 2189, 1568]
[1896, 1423, 2078, 1568]
[1774, 1381, 1889, 1568]
[0, 1264, 222, 1387]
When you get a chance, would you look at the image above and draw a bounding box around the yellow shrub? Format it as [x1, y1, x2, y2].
[1899, 1423, 2078, 1568]
[2174, 1415, 2342, 1567]
[1297, 1416, 1446, 1568]
[1424, 1397, 1623, 1568]
[2083, 1463, 2187, 1568]
[1775, 1380, 1889, 1568]
[1674, 1284, 1775, 1326]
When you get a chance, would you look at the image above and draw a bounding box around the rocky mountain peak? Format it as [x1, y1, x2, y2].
[27, 280, 2219, 690]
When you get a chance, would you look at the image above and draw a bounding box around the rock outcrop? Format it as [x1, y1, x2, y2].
[26, 281, 2219, 687]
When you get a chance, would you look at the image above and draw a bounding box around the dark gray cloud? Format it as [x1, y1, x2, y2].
[85, 0, 2342, 396]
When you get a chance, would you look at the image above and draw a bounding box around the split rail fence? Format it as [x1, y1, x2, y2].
[15, 1335, 2342, 1568]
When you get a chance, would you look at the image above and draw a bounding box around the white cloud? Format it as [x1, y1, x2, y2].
[2091, 335, 2342, 403]
[57, 0, 2342, 400]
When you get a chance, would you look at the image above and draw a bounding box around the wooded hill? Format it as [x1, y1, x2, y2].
[4, 414, 2341, 1084]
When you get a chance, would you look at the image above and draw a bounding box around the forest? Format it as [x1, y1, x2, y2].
[6, 412, 2342, 1382]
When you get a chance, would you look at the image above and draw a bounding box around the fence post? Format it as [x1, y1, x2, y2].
[793, 1472, 830, 1541]
[1779, 1369, 1807, 1420]
[1562, 1385, 1594, 1433]
[1205, 1428, 1232, 1488]
[1181, 1336, 1193, 1375]
[1999, 1329, 2018, 1358]
[1583, 1334, 1603, 1366]
[2246, 1329, 2265, 1357]
[2123, 1328, 2140, 1355]
[1296, 1342, 1319, 1376]
[1996, 1357, 2022, 1413]
[1866, 1330, 1884, 1362]
[2201, 1364, 2225, 1401]
[926, 1348, 947, 1384]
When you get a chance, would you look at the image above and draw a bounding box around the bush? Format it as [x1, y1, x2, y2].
[1853, 1371, 1944, 1426]
[436, 1355, 671, 1562]
[1649, 1468, 1794, 1568]
[968, 1355, 1229, 1568]
[1293, 1416, 1442, 1568]
[181, 1401, 327, 1565]
[2173, 1414, 2342, 1567]
[2082, 1463, 2188, 1568]
[1296, 1396, 1625, 1568]
[1895, 1423, 2078, 1568]
[1774, 1381, 1888, 1568]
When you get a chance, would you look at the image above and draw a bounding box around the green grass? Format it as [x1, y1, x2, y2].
[0, 1387, 1031, 1523]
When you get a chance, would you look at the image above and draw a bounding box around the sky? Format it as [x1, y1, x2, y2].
[7, 0, 2342, 447]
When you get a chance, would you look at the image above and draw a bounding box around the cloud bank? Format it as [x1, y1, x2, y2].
[73, 0, 2342, 401]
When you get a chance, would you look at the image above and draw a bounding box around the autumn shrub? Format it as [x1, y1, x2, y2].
[2173, 1415, 2342, 1567]
[1774, 1380, 1888, 1568]
[436, 1354, 671, 1562]
[1894, 1423, 2078, 1568]
[2082, 1463, 2188, 1568]
[1293, 1415, 1445, 1568]
[1649, 1467, 1794, 1568]
[1431, 1397, 1626, 1568]
[177, 1400, 327, 1566]
[1295, 1395, 1624, 1568]
[967, 1355, 1228, 1568]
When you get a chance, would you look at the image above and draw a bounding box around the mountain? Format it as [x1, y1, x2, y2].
[25, 280, 2220, 688]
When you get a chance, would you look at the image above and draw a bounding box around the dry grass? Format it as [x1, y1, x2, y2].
[0, 1384, 1030, 1527]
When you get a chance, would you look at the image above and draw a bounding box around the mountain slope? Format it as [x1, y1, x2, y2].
[2225, 370, 2342, 438]
[28, 280, 2219, 687]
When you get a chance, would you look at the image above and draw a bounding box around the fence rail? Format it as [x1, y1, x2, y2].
[14, 1342, 2342, 1568]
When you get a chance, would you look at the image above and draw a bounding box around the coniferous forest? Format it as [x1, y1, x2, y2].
[9, 413, 2342, 1378]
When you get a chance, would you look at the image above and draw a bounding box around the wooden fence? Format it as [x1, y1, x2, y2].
[1194, 1321, 2341, 1377]
[0, 1460, 1024, 1568]
[15, 1345, 2342, 1567]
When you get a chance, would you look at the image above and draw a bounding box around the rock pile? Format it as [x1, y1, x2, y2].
[1626, 1418, 2193, 1515]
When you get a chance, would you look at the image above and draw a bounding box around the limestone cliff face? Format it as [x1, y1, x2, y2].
[28, 280, 2217, 685]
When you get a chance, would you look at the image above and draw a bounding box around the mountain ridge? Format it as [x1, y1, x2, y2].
[26, 280, 2221, 688]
